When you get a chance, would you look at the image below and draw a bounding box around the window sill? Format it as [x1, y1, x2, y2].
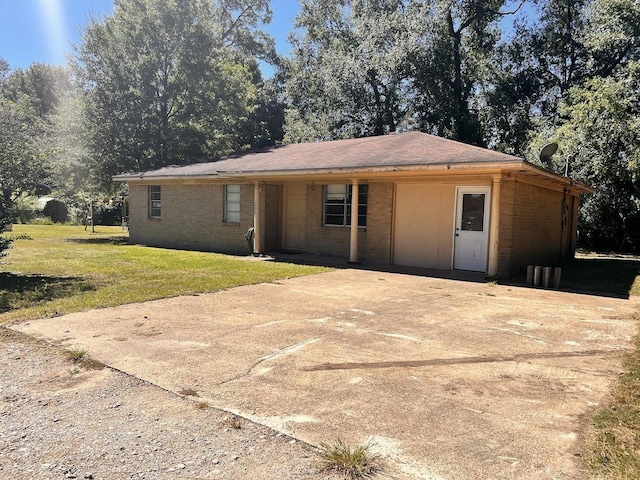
[323, 224, 367, 230]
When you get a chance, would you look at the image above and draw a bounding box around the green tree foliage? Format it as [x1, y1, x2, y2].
[551, 65, 640, 250]
[523, 0, 640, 250]
[283, 0, 523, 145]
[0, 95, 46, 223]
[0, 60, 47, 258]
[481, 0, 593, 156]
[284, 0, 415, 142]
[46, 91, 97, 214]
[410, 0, 521, 146]
[76, 0, 280, 189]
[0, 62, 88, 221]
[486, 0, 638, 153]
[583, 0, 640, 77]
[1, 62, 72, 118]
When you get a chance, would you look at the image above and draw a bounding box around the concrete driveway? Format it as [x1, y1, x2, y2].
[12, 269, 639, 479]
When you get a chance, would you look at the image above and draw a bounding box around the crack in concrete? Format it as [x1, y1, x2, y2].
[218, 337, 320, 385]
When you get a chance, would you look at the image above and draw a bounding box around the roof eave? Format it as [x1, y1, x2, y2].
[112, 160, 594, 194]
[520, 162, 594, 194]
[113, 160, 526, 182]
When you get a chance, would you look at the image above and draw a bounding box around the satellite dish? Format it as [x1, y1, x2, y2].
[35, 183, 52, 196]
[539, 143, 558, 164]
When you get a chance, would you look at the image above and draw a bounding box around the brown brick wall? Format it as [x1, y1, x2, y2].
[128, 182, 254, 254]
[366, 182, 393, 264]
[498, 179, 564, 275]
[304, 184, 367, 258]
[497, 179, 516, 275]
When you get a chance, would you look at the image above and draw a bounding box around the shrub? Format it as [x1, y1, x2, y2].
[93, 203, 123, 226]
[0, 235, 13, 259]
[43, 199, 69, 223]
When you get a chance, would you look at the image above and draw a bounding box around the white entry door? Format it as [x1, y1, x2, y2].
[453, 187, 490, 272]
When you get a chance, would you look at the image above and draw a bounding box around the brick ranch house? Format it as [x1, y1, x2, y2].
[113, 132, 592, 277]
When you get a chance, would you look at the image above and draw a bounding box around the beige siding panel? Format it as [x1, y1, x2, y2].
[393, 184, 455, 269]
[263, 184, 281, 252]
[283, 183, 307, 250]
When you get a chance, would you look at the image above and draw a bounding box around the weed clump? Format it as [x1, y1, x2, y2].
[178, 387, 199, 397]
[228, 415, 243, 429]
[63, 346, 104, 369]
[65, 347, 88, 362]
[318, 438, 380, 479]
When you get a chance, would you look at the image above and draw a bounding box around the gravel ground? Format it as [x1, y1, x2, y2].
[0, 328, 343, 480]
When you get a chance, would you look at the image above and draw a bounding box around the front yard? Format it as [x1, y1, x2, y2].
[0, 224, 330, 324]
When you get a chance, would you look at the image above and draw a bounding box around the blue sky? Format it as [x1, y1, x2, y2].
[0, 0, 298, 71]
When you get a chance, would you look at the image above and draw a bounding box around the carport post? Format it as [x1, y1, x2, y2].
[253, 181, 262, 254]
[349, 180, 359, 263]
[488, 175, 501, 277]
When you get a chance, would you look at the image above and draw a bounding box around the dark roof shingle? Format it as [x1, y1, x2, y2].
[114, 131, 523, 179]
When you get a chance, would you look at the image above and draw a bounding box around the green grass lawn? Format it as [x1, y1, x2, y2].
[0, 224, 330, 323]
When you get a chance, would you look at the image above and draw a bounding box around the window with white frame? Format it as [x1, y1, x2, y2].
[148, 185, 161, 218]
[224, 185, 241, 223]
[323, 184, 368, 227]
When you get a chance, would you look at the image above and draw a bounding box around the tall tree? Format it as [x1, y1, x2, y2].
[484, 0, 638, 156]
[46, 89, 95, 209]
[284, 0, 524, 146]
[75, 0, 277, 189]
[284, 0, 413, 142]
[527, 0, 640, 251]
[582, 0, 640, 76]
[410, 0, 521, 146]
[2, 63, 72, 118]
[552, 64, 640, 250]
[0, 62, 47, 230]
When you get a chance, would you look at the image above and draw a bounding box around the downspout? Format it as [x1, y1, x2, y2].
[560, 188, 568, 262]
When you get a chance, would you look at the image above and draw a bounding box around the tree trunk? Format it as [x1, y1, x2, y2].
[448, 12, 467, 142]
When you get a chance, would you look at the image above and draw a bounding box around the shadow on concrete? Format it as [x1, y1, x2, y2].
[503, 256, 640, 299]
[264, 251, 488, 284]
[304, 348, 621, 371]
[266, 252, 640, 299]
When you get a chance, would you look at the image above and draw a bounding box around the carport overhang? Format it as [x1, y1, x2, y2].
[113, 160, 592, 275]
[113, 160, 593, 195]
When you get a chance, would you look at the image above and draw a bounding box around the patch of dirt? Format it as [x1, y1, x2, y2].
[0, 328, 340, 479]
